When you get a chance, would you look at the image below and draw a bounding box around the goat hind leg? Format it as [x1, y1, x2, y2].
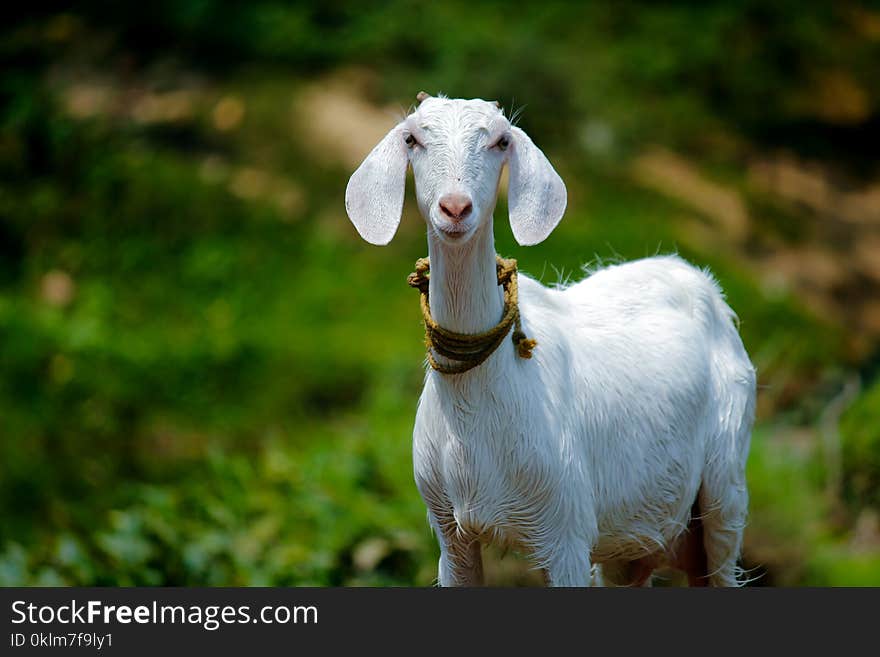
[589, 560, 648, 587]
[698, 479, 748, 587]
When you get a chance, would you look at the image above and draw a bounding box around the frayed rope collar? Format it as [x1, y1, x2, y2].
[406, 255, 537, 375]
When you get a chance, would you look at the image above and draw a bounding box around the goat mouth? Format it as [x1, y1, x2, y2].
[436, 223, 470, 238]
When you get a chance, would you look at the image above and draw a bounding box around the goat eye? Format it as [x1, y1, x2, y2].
[496, 136, 510, 151]
[404, 134, 416, 147]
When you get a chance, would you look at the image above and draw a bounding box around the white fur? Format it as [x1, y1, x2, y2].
[345, 96, 756, 586]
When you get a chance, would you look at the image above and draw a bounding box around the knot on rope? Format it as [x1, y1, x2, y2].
[511, 329, 538, 359]
[406, 257, 431, 294]
[407, 255, 537, 374]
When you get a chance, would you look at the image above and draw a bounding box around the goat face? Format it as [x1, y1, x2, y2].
[345, 95, 568, 247]
[407, 97, 509, 245]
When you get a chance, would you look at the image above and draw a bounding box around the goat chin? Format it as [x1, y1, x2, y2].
[413, 226, 755, 588]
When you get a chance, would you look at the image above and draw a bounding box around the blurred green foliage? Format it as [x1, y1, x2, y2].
[842, 379, 880, 510]
[1, 2, 879, 585]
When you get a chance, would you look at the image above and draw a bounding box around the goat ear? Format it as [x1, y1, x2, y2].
[506, 126, 567, 246]
[345, 125, 408, 245]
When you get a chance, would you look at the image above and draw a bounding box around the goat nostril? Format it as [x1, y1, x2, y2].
[439, 194, 473, 223]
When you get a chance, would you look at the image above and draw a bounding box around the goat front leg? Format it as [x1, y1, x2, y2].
[438, 534, 483, 587]
[430, 510, 484, 586]
[541, 542, 593, 587]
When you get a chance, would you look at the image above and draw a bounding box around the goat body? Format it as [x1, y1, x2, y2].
[346, 94, 756, 586]
[414, 240, 754, 586]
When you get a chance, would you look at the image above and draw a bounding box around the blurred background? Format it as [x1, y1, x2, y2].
[1, 1, 879, 586]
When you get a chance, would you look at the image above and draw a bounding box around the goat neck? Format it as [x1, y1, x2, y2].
[425, 217, 504, 337]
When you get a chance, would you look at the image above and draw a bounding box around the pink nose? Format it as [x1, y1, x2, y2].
[438, 193, 473, 223]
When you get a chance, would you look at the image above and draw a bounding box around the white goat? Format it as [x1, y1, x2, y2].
[345, 94, 756, 587]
